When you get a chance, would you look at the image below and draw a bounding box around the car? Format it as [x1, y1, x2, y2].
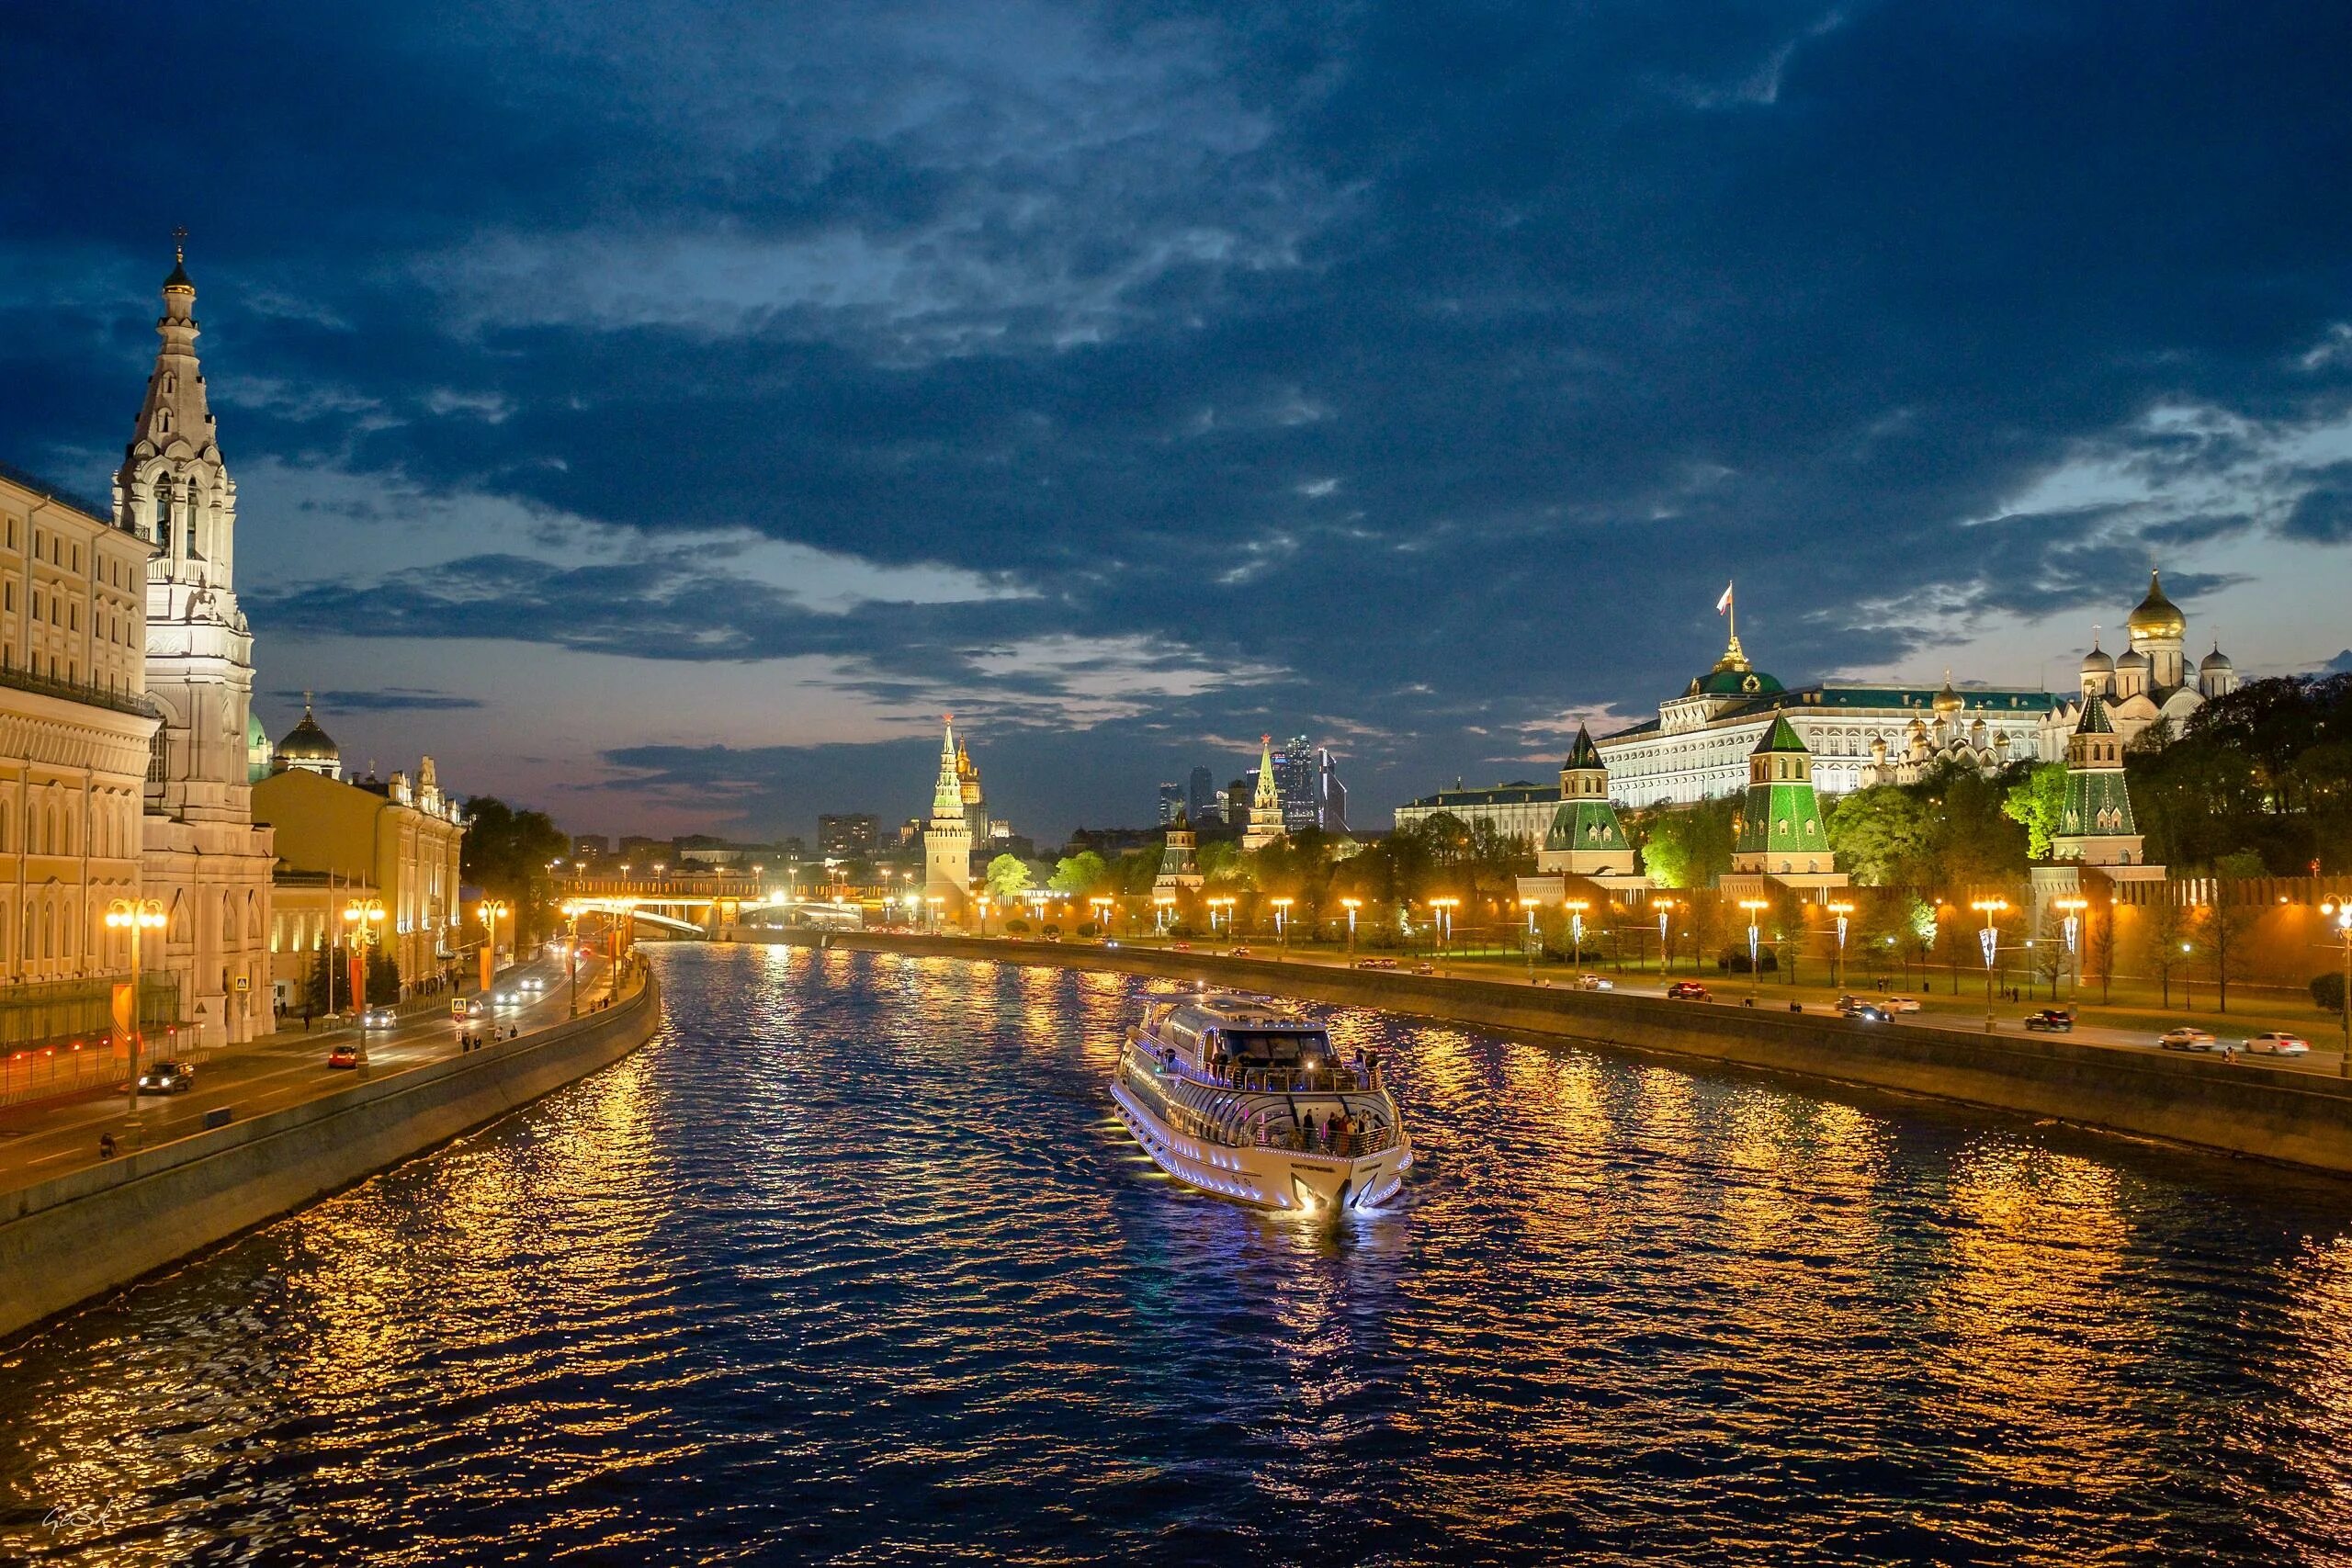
[1835, 994, 1881, 1019]
[1170, 942, 1193, 952]
[1667, 981, 1712, 1001]
[2023, 1008, 2075, 1032]
[492, 988, 521, 1007]
[1412, 962, 1436, 976]
[1229, 946, 1251, 957]
[1354, 957, 1397, 970]
[1845, 1002, 1890, 1022]
[137, 1060, 195, 1094]
[518, 976, 545, 993]
[2246, 1032, 2312, 1056]
[1101, 939, 1120, 949]
[462, 998, 485, 1018]
[1576, 974, 1613, 991]
[2159, 1026, 2221, 1052]
[362, 1007, 397, 1030]
[327, 1044, 360, 1069]
[1879, 996, 1923, 1014]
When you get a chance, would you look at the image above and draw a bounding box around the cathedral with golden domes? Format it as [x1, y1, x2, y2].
[2036, 570, 2236, 760]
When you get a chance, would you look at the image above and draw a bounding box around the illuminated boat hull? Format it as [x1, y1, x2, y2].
[1109, 1077, 1412, 1213]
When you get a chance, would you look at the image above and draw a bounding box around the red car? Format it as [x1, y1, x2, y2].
[1170, 942, 1193, 952]
[327, 1044, 360, 1069]
[1667, 981, 1712, 1001]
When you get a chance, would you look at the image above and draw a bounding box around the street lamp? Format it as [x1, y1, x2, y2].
[1090, 896, 1114, 936]
[479, 897, 511, 998]
[1564, 899, 1589, 966]
[2321, 901, 2352, 1077]
[1271, 897, 1294, 958]
[2054, 897, 2088, 1005]
[1519, 897, 1541, 982]
[1653, 897, 1678, 976]
[1340, 897, 1361, 955]
[1971, 897, 2008, 1033]
[1826, 901, 1854, 991]
[927, 895, 944, 932]
[104, 897, 167, 1115]
[1429, 897, 1459, 959]
[1738, 899, 1769, 1004]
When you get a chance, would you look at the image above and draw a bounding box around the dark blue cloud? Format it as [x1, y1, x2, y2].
[274, 687, 486, 714]
[5, 0, 2351, 835]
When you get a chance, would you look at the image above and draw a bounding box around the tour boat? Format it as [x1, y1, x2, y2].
[1111, 993, 1411, 1213]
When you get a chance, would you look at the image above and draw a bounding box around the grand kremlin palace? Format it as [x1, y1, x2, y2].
[1395, 572, 2237, 826]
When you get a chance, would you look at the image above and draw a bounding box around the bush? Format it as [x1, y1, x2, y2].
[1004, 918, 1030, 935]
[1165, 921, 1199, 939]
[2316, 972, 2347, 1016]
[1041, 923, 1062, 939]
[1717, 949, 1780, 975]
[1362, 928, 1405, 952]
[1076, 921, 1100, 938]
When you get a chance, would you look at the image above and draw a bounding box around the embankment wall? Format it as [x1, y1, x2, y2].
[765, 931, 2352, 1176]
[0, 977, 662, 1341]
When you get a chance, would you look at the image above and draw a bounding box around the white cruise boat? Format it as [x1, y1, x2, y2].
[1111, 993, 1410, 1213]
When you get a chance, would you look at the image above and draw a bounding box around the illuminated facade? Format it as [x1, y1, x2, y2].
[1240, 735, 1286, 851]
[116, 251, 276, 1047]
[2040, 571, 2236, 755]
[923, 717, 972, 919]
[0, 466, 157, 993]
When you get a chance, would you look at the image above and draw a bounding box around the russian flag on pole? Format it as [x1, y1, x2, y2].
[1715, 581, 1734, 615]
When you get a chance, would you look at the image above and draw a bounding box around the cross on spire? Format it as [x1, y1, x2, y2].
[173, 225, 187, 264]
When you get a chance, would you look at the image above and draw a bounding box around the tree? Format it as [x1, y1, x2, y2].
[2203, 852, 2264, 1013]
[985, 854, 1032, 900]
[1826, 787, 1938, 886]
[2002, 762, 2069, 862]
[2147, 899, 2189, 1009]
[1633, 798, 1738, 889]
[366, 947, 401, 1005]
[1197, 840, 1250, 889]
[1048, 852, 1110, 897]
[461, 795, 572, 940]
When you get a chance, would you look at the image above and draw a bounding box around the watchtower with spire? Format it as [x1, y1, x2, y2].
[924, 716, 973, 919]
[1241, 736, 1286, 852]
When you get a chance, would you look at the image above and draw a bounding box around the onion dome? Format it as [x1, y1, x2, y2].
[2080, 635, 2114, 677]
[275, 695, 340, 770]
[2115, 645, 2150, 672]
[2199, 642, 2233, 675]
[1932, 671, 1963, 714]
[2127, 570, 2187, 638]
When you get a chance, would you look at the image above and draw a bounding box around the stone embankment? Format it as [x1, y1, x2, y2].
[769, 931, 2352, 1177]
[0, 976, 662, 1341]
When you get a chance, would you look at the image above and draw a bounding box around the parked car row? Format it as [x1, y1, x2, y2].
[2160, 1027, 2311, 1055]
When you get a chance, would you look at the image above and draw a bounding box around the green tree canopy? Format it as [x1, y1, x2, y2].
[2001, 761, 2069, 862]
[1048, 851, 1111, 896]
[984, 853, 1032, 899]
[460, 795, 571, 938]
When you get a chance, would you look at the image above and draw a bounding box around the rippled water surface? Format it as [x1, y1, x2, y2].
[6, 946, 2352, 1565]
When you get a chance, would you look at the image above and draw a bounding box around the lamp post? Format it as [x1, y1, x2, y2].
[978, 895, 993, 936]
[562, 901, 582, 1015]
[1271, 897, 1293, 959]
[2054, 896, 2087, 1006]
[1430, 897, 1459, 963]
[104, 897, 167, 1116]
[927, 895, 944, 932]
[1826, 901, 1854, 991]
[479, 897, 510, 1000]
[1519, 898, 1540, 982]
[1152, 895, 1172, 936]
[1971, 897, 2008, 1033]
[1340, 897, 1361, 956]
[345, 896, 386, 1062]
[1738, 899, 1769, 1003]
[1653, 897, 1677, 976]
[1091, 896, 1113, 937]
[1564, 899, 1589, 967]
[2320, 901, 2352, 1077]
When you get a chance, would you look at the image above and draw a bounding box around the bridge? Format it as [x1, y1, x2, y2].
[557, 874, 867, 939]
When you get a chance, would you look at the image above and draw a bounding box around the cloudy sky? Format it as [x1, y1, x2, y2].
[5, 1, 2349, 840]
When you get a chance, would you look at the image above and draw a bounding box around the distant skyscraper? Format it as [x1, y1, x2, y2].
[1186, 765, 1220, 823]
[1272, 735, 1349, 833]
[819, 813, 879, 859]
[1157, 783, 1184, 823]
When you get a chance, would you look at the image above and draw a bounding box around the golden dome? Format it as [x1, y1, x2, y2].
[2126, 570, 2186, 638]
[1931, 671, 1963, 714]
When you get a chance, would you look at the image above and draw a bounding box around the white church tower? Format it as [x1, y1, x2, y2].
[115, 240, 276, 1046]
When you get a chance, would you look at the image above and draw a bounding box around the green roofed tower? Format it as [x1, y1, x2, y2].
[2051, 688, 2145, 865]
[1731, 716, 1834, 875]
[1536, 725, 1636, 877]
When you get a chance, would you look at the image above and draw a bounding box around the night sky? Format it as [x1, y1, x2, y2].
[5, 2, 2350, 842]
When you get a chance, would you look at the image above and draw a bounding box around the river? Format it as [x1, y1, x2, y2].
[4, 943, 2350, 1564]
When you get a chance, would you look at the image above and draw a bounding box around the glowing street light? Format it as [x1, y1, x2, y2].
[1564, 899, 1589, 964]
[1429, 897, 1459, 957]
[1152, 895, 1173, 935]
[479, 898, 512, 998]
[2053, 896, 2088, 1003]
[104, 897, 167, 1114]
[1739, 898, 1770, 1003]
[1340, 897, 1362, 955]
[2321, 901, 2352, 1077]
[1826, 900, 1855, 990]
[1971, 897, 2009, 1033]
[1653, 897, 1679, 976]
[1271, 897, 1294, 957]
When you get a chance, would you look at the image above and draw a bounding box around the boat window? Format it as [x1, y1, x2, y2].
[1219, 1030, 1329, 1067]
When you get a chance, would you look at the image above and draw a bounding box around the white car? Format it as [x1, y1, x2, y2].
[2245, 1032, 2312, 1056]
[2159, 1026, 2220, 1053]
[519, 976, 545, 992]
[1575, 974, 1613, 991]
[361, 1007, 397, 1030]
[492, 988, 521, 1007]
[1878, 996, 1923, 1014]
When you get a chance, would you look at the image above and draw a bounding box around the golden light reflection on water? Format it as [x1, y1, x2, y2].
[6, 945, 2352, 1564]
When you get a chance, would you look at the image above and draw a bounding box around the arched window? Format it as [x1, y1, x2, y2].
[155, 476, 174, 552]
